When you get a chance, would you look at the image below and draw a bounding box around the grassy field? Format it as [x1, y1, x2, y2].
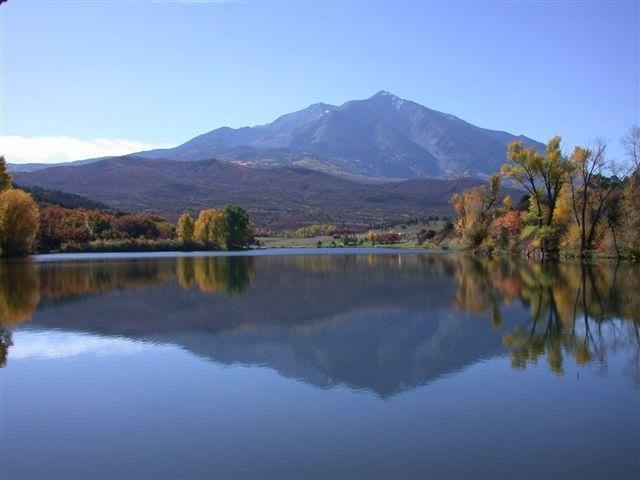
[257, 220, 449, 249]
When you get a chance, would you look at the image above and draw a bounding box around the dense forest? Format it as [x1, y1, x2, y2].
[450, 126, 640, 259]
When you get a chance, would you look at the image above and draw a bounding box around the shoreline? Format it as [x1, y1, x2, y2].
[25, 246, 448, 263]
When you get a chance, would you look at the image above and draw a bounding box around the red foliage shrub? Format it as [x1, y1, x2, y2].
[488, 211, 523, 244]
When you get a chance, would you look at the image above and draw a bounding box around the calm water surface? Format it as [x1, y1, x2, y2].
[1, 251, 638, 479]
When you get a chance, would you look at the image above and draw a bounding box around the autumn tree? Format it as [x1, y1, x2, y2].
[37, 205, 92, 250]
[501, 142, 543, 226]
[619, 125, 640, 256]
[488, 210, 523, 250]
[0, 189, 40, 257]
[568, 140, 626, 257]
[451, 174, 501, 247]
[115, 214, 161, 240]
[35, 206, 119, 252]
[539, 136, 570, 227]
[176, 212, 195, 243]
[501, 136, 570, 253]
[621, 124, 640, 171]
[452, 186, 487, 244]
[193, 206, 253, 250]
[194, 209, 226, 247]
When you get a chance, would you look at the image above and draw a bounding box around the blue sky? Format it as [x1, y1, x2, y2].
[0, 0, 638, 164]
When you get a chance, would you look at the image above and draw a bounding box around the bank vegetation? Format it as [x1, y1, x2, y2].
[0, 156, 254, 257]
[450, 125, 640, 259]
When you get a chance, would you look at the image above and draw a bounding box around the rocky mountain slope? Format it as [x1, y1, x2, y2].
[138, 91, 543, 179]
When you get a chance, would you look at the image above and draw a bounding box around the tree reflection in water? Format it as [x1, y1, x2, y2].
[0, 254, 638, 384]
[0, 260, 40, 366]
[177, 256, 255, 295]
[452, 257, 640, 382]
[0, 256, 255, 366]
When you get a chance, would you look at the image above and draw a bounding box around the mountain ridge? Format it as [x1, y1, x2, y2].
[8, 91, 543, 180]
[136, 90, 543, 179]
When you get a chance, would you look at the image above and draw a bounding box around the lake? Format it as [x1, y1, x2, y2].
[1, 251, 638, 479]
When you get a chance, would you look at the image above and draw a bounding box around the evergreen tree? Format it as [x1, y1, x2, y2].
[0, 156, 12, 192]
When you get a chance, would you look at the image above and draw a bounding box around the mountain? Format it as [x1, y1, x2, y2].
[13, 156, 485, 229]
[14, 184, 117, 211]
[7, 157, 112, 173]
[138, 91, 544, 179]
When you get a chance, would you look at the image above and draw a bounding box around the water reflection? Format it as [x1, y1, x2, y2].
[452, 257, 640, 381]
[178, 256, 255, 294]
[1, 253, 638, 391]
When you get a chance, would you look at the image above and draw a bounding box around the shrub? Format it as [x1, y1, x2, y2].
[341, 234, 359, 246]
[416, 228, 436, 244]
[367, 230, 402, 245]
[488, 211, 523, 250]
[115, 215, 161, 239]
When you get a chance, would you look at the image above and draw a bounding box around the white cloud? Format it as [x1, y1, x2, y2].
[0, 135, 171, 164]
[11, 330, 155, 360]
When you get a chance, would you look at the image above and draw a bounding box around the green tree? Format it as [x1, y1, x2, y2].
[222, 205, 253, 250]
[0, 156, 12, 192]
[539, 136, 571, 227]
[501, 142, 543, 227]
[176, 212, 195, 243]
[0, 189, 40, 257]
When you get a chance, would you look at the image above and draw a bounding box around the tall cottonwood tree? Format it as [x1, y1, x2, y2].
[621, 125, 640, 170]
[194, 209, 226, 247]
[177, 212, 195, 243]
[222, 205, 253, 250]
[539, 136, 570, 227]
[619, 125, 640, 256]
[501, 142, 543, 226]
[0, 157, 40, 257]
[452, 174, 501, 246]
[501, 136, 570, 252]
[568, 140, 627, 257]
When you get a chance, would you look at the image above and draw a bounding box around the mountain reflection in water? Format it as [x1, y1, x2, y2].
[1, 253, 638, 393]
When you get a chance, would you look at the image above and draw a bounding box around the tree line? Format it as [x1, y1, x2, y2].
[0, 156, 254, 257]
[451, 125, 640, 259]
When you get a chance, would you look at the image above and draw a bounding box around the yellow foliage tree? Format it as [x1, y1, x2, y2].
[451, 175, 500, 246]
[501, 137, 569, 228]
[194, 209, 226, 247]
[176, 212, 195, 243]
[0, 189, 40, 257]
[452, 186, 485, 238]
